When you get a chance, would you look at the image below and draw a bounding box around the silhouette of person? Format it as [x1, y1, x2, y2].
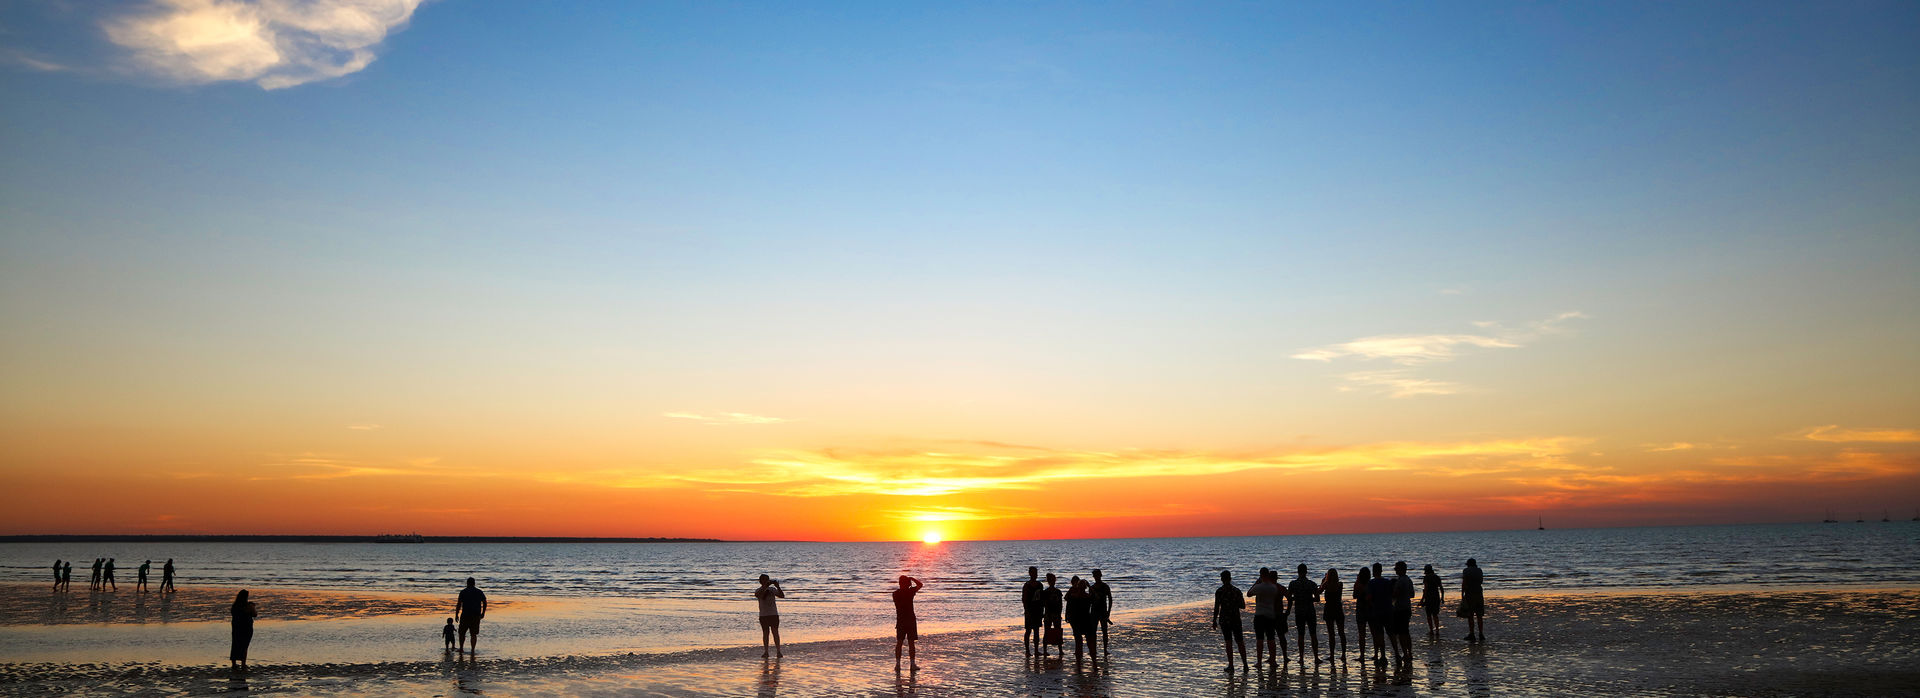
[1289, 564, 1322, 664]
[138, 560, 151, 593]
[1064, 576, 1095, 662]
[62, 561, 73, 591]
[1366, 563, 1393, 663]
[1090, 568, 1113, 654]
[1391, 561, 1415, 663]
[1460, 558, 1485, 642]
[230, 590, 257, 671]
[90, 558, 102, 590]
[1246, 567, 1284, 667]
[1352, 566, 1371, 662]
[454, 577, 487, 653]
[755, 574, 785, 658]
[1040, 573, 1064, 657]
[161, 559, 176, 593]
[1421, 564, 1445, 636]
[1211, 569, 1248, 672]
[891, 575, 922, 672]
[103, 558, 116, 590]
[1320, 568, 1346, 661]
[443, 618, 456, 650]
[1021, 566, 1043, 656]
[52, 560, 61, 590]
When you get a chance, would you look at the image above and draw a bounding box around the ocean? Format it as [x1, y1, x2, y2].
[2, 523, 1917, 665]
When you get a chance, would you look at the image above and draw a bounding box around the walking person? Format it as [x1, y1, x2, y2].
[754, 574, 785, 658]
[1289, 564, 1322, 664]
[102, 559, 116, 590]
[1245, 567, 1284, 668]
[1392, 561, 1415, 663]
[891, 575, 923, 672]
[1352, 566, 1371, 663]
[62, 561, 73, 591]
[454, 577, 487, 654]
[1460, 558, 1486, 642]
[1210, 570, 1249, 672]
[1021, 566, 1043, 656]
[1090, 568, 1113, 654]
[1421, 564, 1445, 636]
[1064, 576, 1096, 663]
[160, 559, 176, 593]
[1320, 568, 1347, 661]
[138, 560, 152, 593]
[230, 590, 258, 671]
[52, 560, 62, 590]
[90, 558, 102, 590]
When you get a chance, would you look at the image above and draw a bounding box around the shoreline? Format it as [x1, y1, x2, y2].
[3, 586, 1918, 695]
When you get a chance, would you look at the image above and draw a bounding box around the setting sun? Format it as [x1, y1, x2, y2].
[921, 531, 943, 544]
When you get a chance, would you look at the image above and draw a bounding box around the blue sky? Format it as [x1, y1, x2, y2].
[1, 1, 1916, 536]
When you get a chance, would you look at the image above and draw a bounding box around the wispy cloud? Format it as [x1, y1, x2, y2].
[102, 0, 422, 89]
[1800, 425, 1920, 443]
[663, 412, 789, 425]
[346, 423, 383, 431]
[588, 437, 1590, 498]
[1293, 311, 1587, 396]
[1643, 442, 1697, 452]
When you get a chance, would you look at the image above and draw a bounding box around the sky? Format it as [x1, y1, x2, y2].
[1, 0, 1916, 541]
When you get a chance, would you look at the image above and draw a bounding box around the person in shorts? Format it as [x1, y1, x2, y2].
[1289, 564, 1323, 664]
[1366, 563, 1393, 663]
[454, 577, 487, 654]
[1090, 568, 1113, 654]
[1211, 569, 1249, 672]
[755, 574, 785, 657]
[1245, 567, 1285, 667]
[1391, 561, 1415, 663]
[892, 575, 923, 672]
[1460, 558, 1486, 642]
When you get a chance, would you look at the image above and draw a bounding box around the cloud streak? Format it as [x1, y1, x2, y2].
[663, 412, 790, 425]
[103, 0, 422, 89]
[1293, 311, 1587, 396]
[1801, 425, 1920, 443]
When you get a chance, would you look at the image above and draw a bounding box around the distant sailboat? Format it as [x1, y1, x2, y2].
[1856, 513, 1866, 523]
[1883, 510, 1892, 523]
[1911, 509, 1918, 522]
[1537, 516, 1546, 531]
[1823, 509, 1838, 524]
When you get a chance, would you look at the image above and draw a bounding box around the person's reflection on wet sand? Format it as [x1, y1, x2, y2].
[1464, 638, 1491, 698]
[757, 655, 781, 698]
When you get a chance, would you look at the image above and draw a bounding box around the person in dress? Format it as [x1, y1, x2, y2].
[230, 590, 258, 671]
[1320, 568, 1347, 660]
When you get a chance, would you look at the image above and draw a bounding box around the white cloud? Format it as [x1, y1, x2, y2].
[103, 0, 423, 89]
[663, 411, 790, 426]
[1294, 311, 1587, 396]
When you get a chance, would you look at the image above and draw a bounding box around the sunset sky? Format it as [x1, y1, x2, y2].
[2, 1, 1916, 541]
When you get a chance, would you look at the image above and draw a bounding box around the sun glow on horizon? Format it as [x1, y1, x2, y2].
[921, 531, 943, 544]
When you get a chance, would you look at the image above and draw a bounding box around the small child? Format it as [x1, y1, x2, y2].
[443, 618, 456, 650]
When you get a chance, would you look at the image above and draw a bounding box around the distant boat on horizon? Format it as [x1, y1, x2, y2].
[1823, 509, 1838, 524]
[1537, 516, 1546, 531]
[1883, 510, 1892, 523]
[374, 533, 424, 543]
[1856, 513, 1866, 523]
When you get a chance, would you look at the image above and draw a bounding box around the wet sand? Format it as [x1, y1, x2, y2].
[3, 587, 1917, 696]
[0, 583, 512, 626]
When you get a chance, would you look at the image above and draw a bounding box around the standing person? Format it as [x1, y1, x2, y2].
[230, 590, 258, 671]
[1460, 558, 1486, 642]
[754, 574, 785, 658]
[1089, 569, 1113, 654]
[1366, 563, 1393, 663]
[90, 558, 102, 590]
[1392, 561, 1415, 663]
[52, 560, 62, 590]
[1245, 567, 1284, 668]
[1320, 569, 1346, 661]
[160, 559, 176, 593]
[1021, 567, 1043, 656]
[1040, 573, 1064, 657]
[1064, 576, 1095, 663]
[891, 575, 923, 672]
[1289, 564, 1322, 664]
[454, 577, 487, 654]
[1210, 570, 1248, 672]
[137, 560, 152, 593]
[1421, 564, 1445, 636]
[443, 618, 456, 650]
[62, 561, 73, 591]
[1352, 566, 1371, 663]
[102, 558, 117, 590]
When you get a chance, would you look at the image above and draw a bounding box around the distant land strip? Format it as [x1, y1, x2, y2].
[0, 535, 725, 544]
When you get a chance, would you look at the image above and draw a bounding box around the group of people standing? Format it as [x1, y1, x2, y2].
[1018, 567, 1114, 662]
[1213, 558, 1486, 672]
[51, 557, 176, 593]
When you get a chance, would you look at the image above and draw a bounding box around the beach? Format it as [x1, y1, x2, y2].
[4, 584, 1917, 696]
